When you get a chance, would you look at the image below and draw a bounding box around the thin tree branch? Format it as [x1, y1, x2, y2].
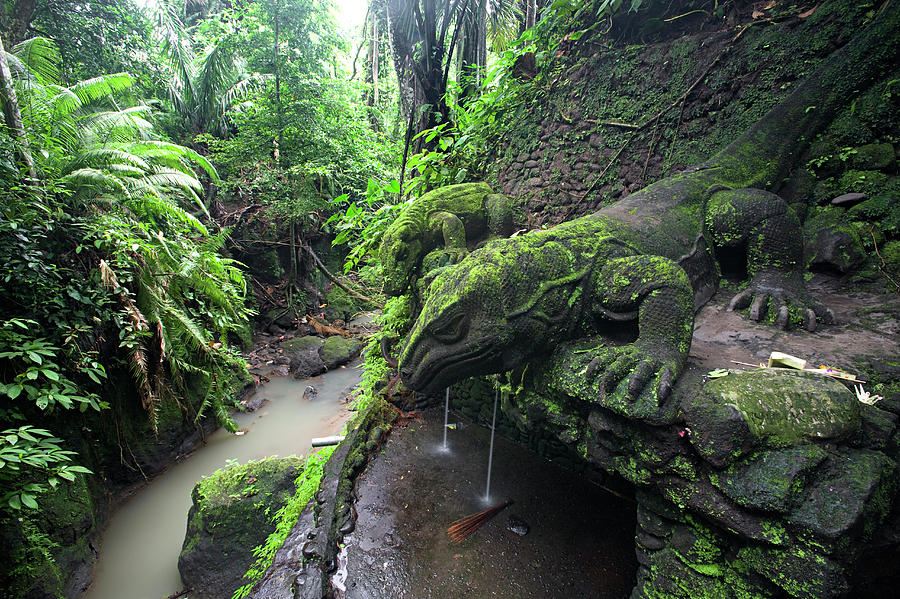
[304, 245, 383, 307]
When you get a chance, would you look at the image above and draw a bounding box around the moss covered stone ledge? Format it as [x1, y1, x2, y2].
[505, 365, 899, 598]
[241, 396, 395, 599]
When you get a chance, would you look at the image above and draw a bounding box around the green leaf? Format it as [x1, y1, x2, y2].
[21, 493, 38, 509]
[5, 435, 17, 445]
[27, 351, 43, 365]
[7, 385, 23, 399]
[8, 495, 21, 510]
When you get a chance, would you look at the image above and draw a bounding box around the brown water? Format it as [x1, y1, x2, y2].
[82, 366, 362, 599]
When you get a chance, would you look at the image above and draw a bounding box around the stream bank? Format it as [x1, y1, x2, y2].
[81, 368, 361, 599]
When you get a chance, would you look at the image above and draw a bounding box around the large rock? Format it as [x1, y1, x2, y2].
[687, 370, 860, 451]
[319, 336, 363, 369]
[285, 336, 326, 379]
[178, 456, 304, 599]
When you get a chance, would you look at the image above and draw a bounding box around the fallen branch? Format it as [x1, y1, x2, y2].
[305, 314, 352, 338]
[303, 245, 383, 307]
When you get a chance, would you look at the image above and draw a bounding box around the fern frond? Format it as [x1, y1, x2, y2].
[129, 194, 209, 235]
[63, 168, 131, 198]
[67, 148, 152, 172]
[123, 140, 219, 182]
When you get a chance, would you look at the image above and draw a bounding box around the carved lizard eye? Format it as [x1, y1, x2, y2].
[432, 312, 468, 344]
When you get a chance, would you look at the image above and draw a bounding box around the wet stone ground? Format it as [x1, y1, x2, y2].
[343, 408, 638, 599]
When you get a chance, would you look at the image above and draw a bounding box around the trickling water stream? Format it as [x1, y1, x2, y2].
[82, 366, 362, 599]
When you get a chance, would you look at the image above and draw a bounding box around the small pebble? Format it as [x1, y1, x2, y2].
[507, 515, 530, 536]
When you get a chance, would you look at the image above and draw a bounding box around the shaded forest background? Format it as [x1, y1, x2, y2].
[1, 0, 898, 596]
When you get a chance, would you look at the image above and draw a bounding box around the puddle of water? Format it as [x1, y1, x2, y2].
[82, 366, 361, 599]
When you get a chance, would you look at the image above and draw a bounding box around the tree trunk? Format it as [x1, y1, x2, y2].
[525, 0, 537, 30]
[273, 0, 283, 167]
[0, 34, 36, 178]
[369, 16, 379, 106]
[2, 0, 39, 47]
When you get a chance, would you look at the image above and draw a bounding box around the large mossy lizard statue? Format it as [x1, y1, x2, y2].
[379, 182, 513, 296]
[398, 4, 900, 421]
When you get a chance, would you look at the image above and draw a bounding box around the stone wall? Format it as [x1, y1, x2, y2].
[485, 0, 897, 228]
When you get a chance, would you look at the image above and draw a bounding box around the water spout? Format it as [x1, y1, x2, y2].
[442, 387, 450, 449]
[484, 387, 499, 502]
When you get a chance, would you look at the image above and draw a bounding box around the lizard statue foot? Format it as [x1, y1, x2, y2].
[586, 342, 679, 404]
[727, 270, 835, 331]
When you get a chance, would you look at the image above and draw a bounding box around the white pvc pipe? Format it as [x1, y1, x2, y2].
[311, 435, 345, 447]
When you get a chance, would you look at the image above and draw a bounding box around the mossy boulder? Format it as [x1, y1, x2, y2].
[0, 474, 98, 599]
[283, 335, 324, 354]
[324, 286, 357, 322]
[178, 457, 304, 599]
[285, 336, 327, 379]
[265, 309, 295, 329]
[837, 169, 889, 197]
[803, 206, 866, 273]
[787, 447, 898, 541]
[849, 143, 896, 172]
[710, 445, 827, 512]
[685, 370, 860, 467]
[319, 336, 363, 369]
[704, 370, 859, 448]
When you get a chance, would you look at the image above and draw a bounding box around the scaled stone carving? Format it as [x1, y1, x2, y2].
[379, 182, 512, 297]
[396, 6, 900, 598]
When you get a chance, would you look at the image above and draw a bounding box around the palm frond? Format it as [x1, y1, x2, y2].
[12, 37, 61, 85]
[69, 73, 134, 105]
[220, 74, 271, 113]
[48, 86, 83, 119]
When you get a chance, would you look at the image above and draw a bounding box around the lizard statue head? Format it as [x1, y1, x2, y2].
[399, 237, 571, 394]
[380, 220, 424, 297]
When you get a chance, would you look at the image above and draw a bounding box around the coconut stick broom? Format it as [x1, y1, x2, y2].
[447, 501, 512, 543]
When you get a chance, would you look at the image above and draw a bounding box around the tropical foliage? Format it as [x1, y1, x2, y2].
[0, 35, 252, 519]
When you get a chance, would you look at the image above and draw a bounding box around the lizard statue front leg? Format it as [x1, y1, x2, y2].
[580, 254, 695, 415]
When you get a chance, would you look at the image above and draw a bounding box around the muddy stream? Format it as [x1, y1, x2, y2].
[82, 367, 361, 599]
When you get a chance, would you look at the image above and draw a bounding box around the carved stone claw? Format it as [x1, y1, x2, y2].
[727, 277, 835, 331]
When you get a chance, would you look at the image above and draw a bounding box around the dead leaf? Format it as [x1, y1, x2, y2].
[798, 4, 817, 17]
[752, 9, 764, 18]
